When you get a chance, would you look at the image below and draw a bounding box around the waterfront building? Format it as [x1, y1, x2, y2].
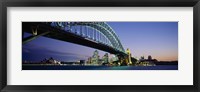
[148, 55, 152, 60]
[80, 60, 85, 65]
[41, 57, 61, 65]
[91, 50, 99, 65]
[102, 53, 109, 64]
[110, 55, 118, 63]
[87, 57, 92, 64]
[137, 56, 156, 66]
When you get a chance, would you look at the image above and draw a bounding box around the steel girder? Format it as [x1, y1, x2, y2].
[50, 22, 125, 53]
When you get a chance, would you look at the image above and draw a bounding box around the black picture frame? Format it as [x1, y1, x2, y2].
[0, 0, 199, 92]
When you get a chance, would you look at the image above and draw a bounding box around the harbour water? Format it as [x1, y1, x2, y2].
[22, 65, 178, 70]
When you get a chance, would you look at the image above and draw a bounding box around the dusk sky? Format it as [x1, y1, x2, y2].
[22, 22, 178, 62]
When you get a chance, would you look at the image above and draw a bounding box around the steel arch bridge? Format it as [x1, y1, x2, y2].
[22, 22, 126, 55]
[50, 22, 125, 53]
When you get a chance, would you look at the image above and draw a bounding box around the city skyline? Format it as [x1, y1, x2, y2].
[22, 22, 178, 62]
[108, 22, 178, 61]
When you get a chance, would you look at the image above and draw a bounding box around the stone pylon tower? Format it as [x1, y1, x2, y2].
[126, 48, 132, 64]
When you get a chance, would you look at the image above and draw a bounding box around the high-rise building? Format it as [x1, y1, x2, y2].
[87, 57, 92, 64]
[102, 53, 109, 64]
[140, 56, 145, 60]
[91, 50, 99, 65]
[148, 55, 152, 60]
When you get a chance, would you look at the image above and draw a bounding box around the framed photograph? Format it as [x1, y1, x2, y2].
[1, 0, 199, 92]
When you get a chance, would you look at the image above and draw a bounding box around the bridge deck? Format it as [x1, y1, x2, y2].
[22, 22, 126, 55]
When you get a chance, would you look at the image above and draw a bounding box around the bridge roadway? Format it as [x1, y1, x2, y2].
[22, 22, 127, 56]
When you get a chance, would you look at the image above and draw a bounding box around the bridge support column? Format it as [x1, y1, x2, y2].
[117, 55, 129, 66]
[22, 31, 50, 44]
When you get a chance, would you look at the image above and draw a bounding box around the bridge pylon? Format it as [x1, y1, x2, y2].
[116, 48, 133, 66]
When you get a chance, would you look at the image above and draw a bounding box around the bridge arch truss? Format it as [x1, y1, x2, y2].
[50, 22, 125, 53]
